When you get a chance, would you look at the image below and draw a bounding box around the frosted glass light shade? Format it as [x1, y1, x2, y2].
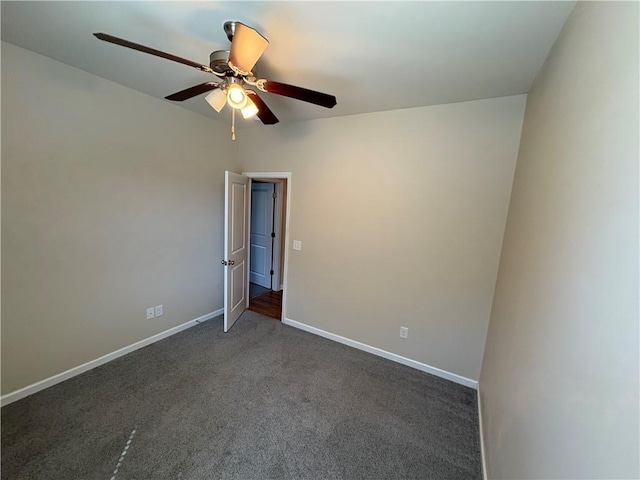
[205, 88, 226, 113]
[241, 98, 259, 119]
[226, 84, 248, 109]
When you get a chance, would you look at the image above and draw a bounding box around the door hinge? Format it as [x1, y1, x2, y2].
[271, 232, 276, 238]
[270, 270, 274, 276]
[272, 192, 277, 199]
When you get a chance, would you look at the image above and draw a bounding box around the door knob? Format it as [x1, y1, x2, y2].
[221, 260, 228, 266]
[229, 260, 235, 265]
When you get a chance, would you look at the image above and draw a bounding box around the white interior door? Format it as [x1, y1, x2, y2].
[249, 182, 275, 289]
[271, 182, 284, 292]
[223, 171, 249, 332]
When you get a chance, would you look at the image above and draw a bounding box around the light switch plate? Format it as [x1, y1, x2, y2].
[293, 240, 302, 251]
[155, 305, 163, 317]
[146, 307, 155, 320]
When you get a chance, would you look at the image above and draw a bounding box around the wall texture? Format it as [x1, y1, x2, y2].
[479, 2, 639, 479]
[1, 42, 237, 394]
[239, 95, 526, 382]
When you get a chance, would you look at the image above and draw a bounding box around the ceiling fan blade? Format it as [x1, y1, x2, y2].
[246, 91, 279, 125]
[228, 23, 268, 73]
[261, 80, 337, 109]
[165, 82, 220, 101]
[94, 33, 212, 73]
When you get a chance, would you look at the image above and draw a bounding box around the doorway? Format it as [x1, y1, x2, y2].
[245, 175, 289, 320]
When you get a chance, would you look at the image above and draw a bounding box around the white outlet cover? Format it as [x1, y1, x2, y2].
[146, 307, 155, 320]
[155, 305, 163, 317]
[293, 240, 302, 251]
[400, 327, 409, 339]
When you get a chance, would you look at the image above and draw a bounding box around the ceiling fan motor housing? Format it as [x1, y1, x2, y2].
[209, 50, 233, 75]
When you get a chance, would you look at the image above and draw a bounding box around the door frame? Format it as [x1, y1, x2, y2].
[243, 172, 292, 321]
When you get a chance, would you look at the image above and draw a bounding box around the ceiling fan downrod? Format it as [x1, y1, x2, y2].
[223, 21, 236, 42]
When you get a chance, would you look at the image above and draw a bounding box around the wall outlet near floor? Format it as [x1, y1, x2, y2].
[146, 307, 155, 320]
[400, 326, 409, 339]
[155, 305, 163, 317]
[292, 240, 302, 251]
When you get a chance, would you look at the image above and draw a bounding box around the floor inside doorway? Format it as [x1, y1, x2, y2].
[249, 282, 271, 299]
[248, 282, 282, 320]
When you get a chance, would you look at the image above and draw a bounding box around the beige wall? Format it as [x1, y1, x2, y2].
[239, 95, 526, 382]
[479, 2, 639, 479]
[1, 42, 237, 394]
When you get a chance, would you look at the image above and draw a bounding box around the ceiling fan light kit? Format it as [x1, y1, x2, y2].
[204, 88, 227, 113]
[241, 99, 259, 119]
[226, 81, 248, 109]
[94, 20, 337, 141]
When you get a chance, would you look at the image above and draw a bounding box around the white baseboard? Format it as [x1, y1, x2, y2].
[477, 389, 488, 480]
[0, 308, 224, 407]
[282, 317, 478, 389]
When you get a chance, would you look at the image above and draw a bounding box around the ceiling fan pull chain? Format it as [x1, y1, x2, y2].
[231, 108, 236, 141]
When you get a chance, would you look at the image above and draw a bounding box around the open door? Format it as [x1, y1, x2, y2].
[223, 171, 250, 332]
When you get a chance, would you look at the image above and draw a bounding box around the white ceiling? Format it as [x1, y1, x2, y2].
[1, 1, 575, 126]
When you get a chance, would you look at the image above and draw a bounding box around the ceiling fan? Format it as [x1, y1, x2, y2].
[94, 21, 336, 140]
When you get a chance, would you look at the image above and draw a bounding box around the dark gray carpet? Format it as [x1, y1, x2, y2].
[1, 311, 482, 479]
[249, 282, 271, 299]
